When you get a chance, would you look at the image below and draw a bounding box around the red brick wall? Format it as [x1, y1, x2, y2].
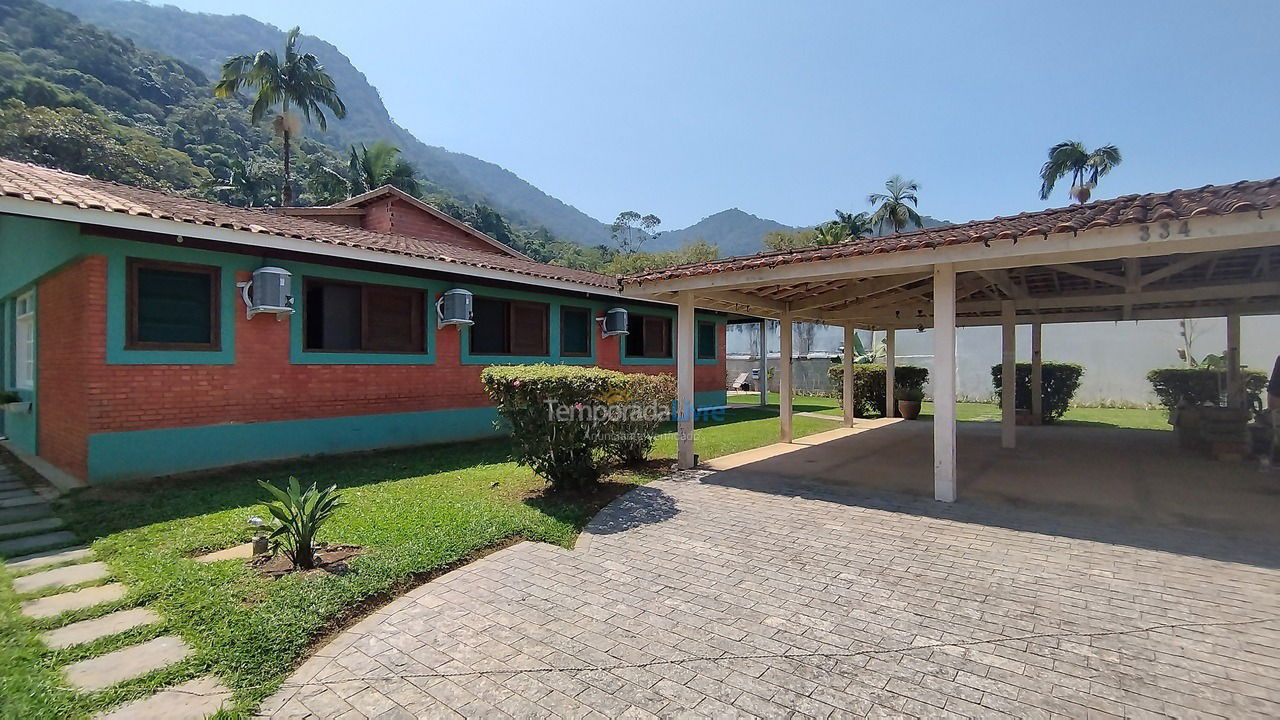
[36, 256, 105, 479]
[34, 257, 726, 477]
[363, 199, 504, 255]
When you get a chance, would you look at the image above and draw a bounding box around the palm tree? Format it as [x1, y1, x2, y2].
[867, 175, 924, 234]
[1038, 141, 1122, 203]
[812, 222, 849, 245]
[215, 26, 347, 206]
[213, 158, 279, 207]
[832, 209, 873, 240]
[346, 141, 420, 196]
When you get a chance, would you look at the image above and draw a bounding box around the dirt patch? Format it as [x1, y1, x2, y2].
[250, 545, 365, 579]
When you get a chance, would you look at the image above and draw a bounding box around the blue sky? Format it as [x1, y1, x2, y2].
[163, 0, 1280, 230]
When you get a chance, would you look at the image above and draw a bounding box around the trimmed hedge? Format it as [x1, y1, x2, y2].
[827, 364, 929, 417]
[604, 372, 677, 463]
[991, 362, 1083, 424]
[480, 365, 675, 490]
[1145, 367, 1268, 413]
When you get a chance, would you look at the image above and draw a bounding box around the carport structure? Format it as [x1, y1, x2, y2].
[623, 177, 1280, 501]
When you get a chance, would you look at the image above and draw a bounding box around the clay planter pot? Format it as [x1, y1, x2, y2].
[897, 400, 922, 420]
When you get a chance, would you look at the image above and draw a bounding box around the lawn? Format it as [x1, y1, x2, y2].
[1, 405, 834, 720]
[729, 392, 1170, 431]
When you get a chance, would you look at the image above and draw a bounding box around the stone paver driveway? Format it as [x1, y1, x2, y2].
[261, 470, 1280, 718]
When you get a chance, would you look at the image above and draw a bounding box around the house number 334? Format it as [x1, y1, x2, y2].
[1138, 220, 1191, 242]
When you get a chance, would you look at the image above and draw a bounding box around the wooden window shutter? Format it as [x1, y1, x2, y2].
[643, 316, 670, 357]
[509, 301, 549, 356]
[362, 285, 423, 352]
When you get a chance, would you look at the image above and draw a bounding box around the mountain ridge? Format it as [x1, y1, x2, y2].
[38, 0, 949, 256]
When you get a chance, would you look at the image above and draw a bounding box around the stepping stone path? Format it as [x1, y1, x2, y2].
[0, 464, 229, 718]
[8, 545, 91, 571]
[63, 635, 192, 691]
[43, 607, 161, 649]
[20, 583, 126, 619]
[94, 676, 232, 720]
[13, 560, 108, 594]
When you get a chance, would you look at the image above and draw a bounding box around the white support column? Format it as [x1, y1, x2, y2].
[1000, 300, 1016, 449]
[884, 328, 897, 419]
[676, 292, 696, 469]
[758, 320, 768, 407]
[1030, 321, 1043, 425]
[933, 263, 957, 502]
[1226, 311, 1242, 408]
[842, 324, 855, 426]
[780, 307, 794, 443]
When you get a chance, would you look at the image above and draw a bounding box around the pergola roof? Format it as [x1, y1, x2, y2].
[623, 176, 1280, 328]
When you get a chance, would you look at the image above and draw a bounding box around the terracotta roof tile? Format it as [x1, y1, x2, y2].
[0, 159, 616, 289]
[624, 177, 1280, 285]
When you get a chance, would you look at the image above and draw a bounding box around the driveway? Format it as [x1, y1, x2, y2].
[260, 468, 1280, 718]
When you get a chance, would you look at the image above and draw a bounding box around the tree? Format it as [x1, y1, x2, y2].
[603, 239, 719, 275]
[763, 228, 820, 251]
[344, 141, 419, 196]
[610, 211, 661, 254]
[214, 26, 346, 206]
[832, 209, 873, 240]
[811, 223, 849, 245]
[213, 157, 279, 206]
[1038, 141, 1122, 203]
[867, 175, 924, 234]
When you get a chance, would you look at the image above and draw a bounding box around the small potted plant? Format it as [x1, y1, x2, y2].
[1, 390, 29, 414]
[895, 385, 924, 420]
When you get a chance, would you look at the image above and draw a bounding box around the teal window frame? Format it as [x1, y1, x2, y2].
[107, 252, 241, 365]
[559, 305, 594, 358]
[301, 276, 429, 356]
[287, 264, 435, 365]
[459, 285, 596, 365]
[621, 311, 674, 365]
[696, 320, 718, 363]
[125, 257, 221, 352]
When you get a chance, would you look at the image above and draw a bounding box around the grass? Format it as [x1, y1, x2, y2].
[729, 392, 1170, 431]
[0, 405, 833, 720]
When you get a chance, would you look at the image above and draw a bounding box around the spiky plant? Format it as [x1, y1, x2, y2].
[258, 477, 346, 570]
[867, 175, 924, 234]
[215, 27, 347, 206]
[1038, 141, 1122, 203]
[347, 141, 420, 196]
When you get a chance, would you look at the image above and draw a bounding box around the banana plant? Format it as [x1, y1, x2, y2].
[258, 477, 346, 570]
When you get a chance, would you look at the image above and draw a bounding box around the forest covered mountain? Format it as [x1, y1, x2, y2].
[11, 0, 949, 259]
[43, 0, 615, 246]
[648, 209, 795, 256]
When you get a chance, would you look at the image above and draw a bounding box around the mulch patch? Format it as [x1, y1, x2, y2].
[250, 544, 364, 579]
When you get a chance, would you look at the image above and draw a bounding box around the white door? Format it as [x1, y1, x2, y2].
[14, 291, 33, 390]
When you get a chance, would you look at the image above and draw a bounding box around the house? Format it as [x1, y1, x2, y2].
[0, 160, 727, 486]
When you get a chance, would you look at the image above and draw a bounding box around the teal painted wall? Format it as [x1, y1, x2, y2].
[86, 406, 504, 483]
[0, 213, 729, 483]
[695, 390, 728, 408]
[86, 392, 730, 483]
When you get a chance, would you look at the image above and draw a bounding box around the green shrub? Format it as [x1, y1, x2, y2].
[991, 362, 1083, 424]
[894, 385, 925, 402]
[258, 477, 346, 570]
[481, 365, 675, 490]
[828, 364, 929, 417]
[604, 373, 677, 463]
[1145, 367, 1268, 413]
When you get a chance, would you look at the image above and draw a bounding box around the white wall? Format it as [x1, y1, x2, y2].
[728, 316, 1280, 405]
